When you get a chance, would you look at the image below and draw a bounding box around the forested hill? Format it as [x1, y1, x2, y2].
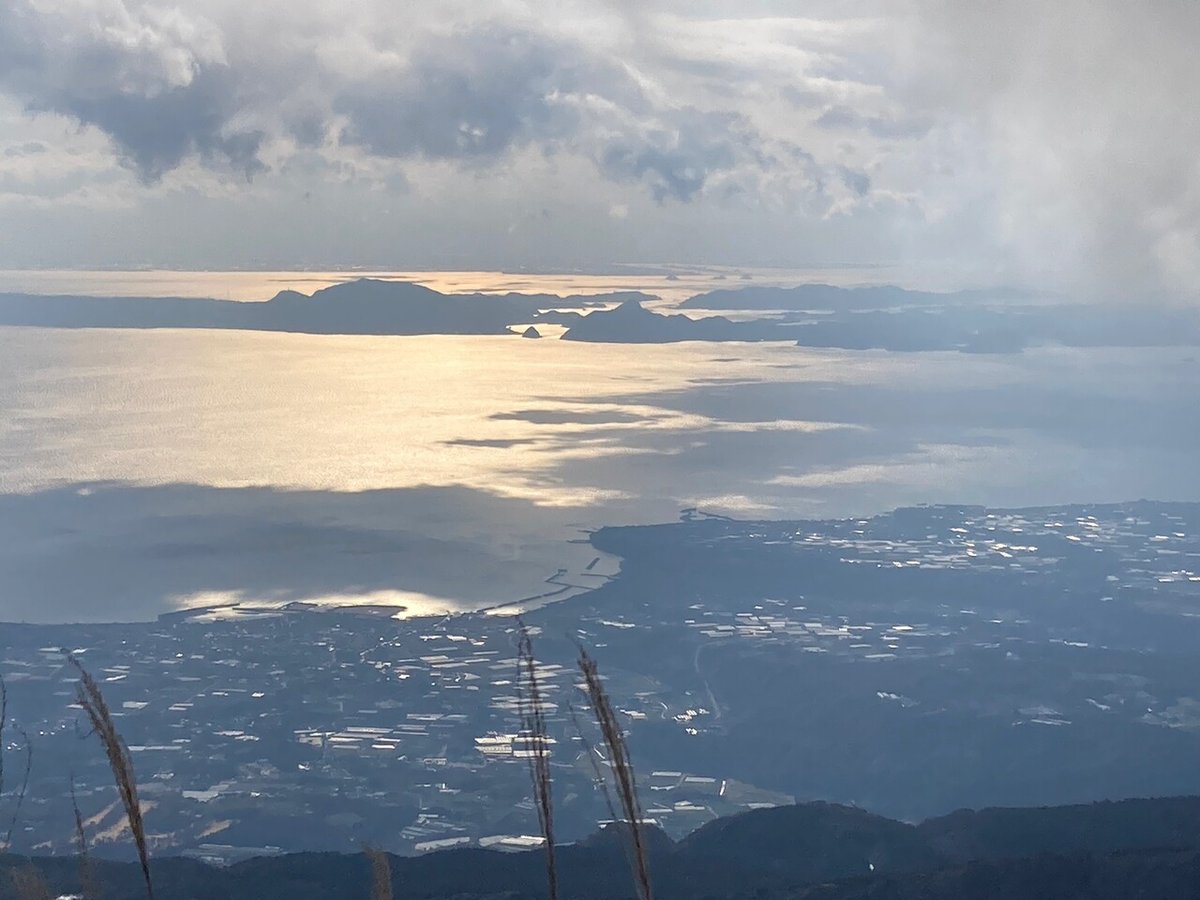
[6, 795, 1200, 899]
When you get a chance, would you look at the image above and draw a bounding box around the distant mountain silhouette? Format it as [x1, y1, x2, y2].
[0, 279, 644, 337]
[560, 300, 785, 343]
[675, 284, 1200, 352]
[258, 279, 531, 334]
[4, 280, 1198, 351]
[8, 795, 1200, 899]
[678, 283, 1021, 311]
[552, 294, 1200, 351]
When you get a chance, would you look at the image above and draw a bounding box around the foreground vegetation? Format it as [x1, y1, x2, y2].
[0, 625, 659, 900]
[5, 628, 1200, 899]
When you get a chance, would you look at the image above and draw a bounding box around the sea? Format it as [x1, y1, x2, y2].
[1, 269, 1197, 623]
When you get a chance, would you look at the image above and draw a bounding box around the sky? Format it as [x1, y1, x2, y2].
[0, 1, 1196, 301]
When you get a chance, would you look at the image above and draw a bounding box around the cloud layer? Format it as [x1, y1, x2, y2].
[0, 0, 1195, 299]
[907, 1, 1200, 301]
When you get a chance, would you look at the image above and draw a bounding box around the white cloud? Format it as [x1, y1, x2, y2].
[901, 1, 1200, 301]
[0, 0, 1194, 297]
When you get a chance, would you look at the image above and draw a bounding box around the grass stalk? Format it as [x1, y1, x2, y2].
[0, 676, 7, 806]
[364, 844, 393, 900]
[2, 728, 32, 853]
[9, 865, 52, 900]
[577, 648, 652, 900]
[70, 655, 154, 900]
[71, 775, 96, 900]
[516, 619, 558, 900]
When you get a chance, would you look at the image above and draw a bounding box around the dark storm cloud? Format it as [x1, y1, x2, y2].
[334, 26, 583, 161]
[42, 69, 267, 180]
[0, 2, 796, 202]
[330, 25, 782, 202]
[594, 109, 745, 202]
[0, 1, 263, 181]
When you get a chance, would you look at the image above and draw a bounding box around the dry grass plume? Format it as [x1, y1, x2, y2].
[71, 775, 96, 900]
[70, 655, 154, 900]
[9, 865, 52, 900]
[516, 619, 558, 900]
[577, 648, 653, 900]
[364, 844, 393, 900]
[0, 678, 33, 856]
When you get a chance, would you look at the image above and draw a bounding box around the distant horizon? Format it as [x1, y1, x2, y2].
[0, 265, 1051, 305]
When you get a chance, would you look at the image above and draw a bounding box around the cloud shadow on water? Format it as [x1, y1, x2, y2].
[3, 346, 1197, 623]
[0, 482, 604, 624]
[511, 357, 1200, 515]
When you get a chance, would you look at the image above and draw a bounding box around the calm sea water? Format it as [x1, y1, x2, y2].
[1, 271, 1197, 623]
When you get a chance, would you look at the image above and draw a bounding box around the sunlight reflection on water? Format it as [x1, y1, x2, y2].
[1, 309, 1197, 621]
[0, 328, 844, 498]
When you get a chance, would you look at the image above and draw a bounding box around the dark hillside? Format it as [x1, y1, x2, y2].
[7, 796, 1200, 899]
[920, 795, 1200, 862]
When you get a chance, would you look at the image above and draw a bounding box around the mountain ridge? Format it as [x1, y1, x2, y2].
[6, 795, 1200, 899]
[0, 278, 634, 336]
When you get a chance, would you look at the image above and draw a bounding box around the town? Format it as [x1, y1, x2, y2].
[2, 501, 1198, 864]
